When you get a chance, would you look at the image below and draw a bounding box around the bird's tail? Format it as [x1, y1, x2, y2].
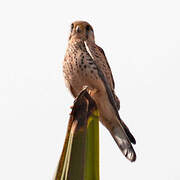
[110, 125, 136, 162]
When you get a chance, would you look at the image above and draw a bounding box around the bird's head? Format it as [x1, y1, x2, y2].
[69, 21, 95, 42]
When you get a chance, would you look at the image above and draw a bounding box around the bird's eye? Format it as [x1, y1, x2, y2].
[71, 23, 74, 32]
[86, 25, 90, 31]
[86, 25, 93, 32]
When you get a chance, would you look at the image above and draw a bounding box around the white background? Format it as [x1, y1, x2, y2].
[0, 0, 180, 179]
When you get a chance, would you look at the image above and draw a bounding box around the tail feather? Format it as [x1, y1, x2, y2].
[120, 119, 136, 144]
[111, 126, 136, 162]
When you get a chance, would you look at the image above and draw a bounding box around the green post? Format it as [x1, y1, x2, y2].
[54, 89, 100, 180]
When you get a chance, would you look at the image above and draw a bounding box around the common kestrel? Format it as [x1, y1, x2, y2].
[63, 21, 136, 162]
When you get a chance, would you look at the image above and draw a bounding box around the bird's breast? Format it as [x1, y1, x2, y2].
[63, 42, 101, 96]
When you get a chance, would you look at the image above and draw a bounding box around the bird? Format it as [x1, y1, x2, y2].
[63, 21, 136, 162]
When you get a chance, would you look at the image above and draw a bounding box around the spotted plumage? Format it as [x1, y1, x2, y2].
[63, 21, 136, 162]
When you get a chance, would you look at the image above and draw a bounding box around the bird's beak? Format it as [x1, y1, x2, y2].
[76, 25, 81, 33]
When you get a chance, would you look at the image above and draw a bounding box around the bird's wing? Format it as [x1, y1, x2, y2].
[84, 41, 136, 161]
[84, 41, 135, 144]
[85, 41, 120, 110]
